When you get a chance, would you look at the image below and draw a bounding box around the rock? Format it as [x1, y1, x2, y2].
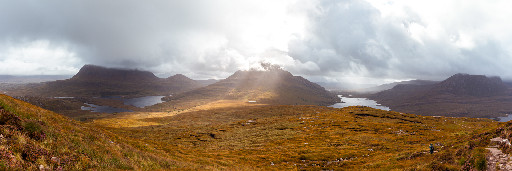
[51, 157, 60, 163]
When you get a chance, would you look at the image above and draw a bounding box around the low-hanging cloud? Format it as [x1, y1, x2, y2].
[289, 0, 512, 82]
[0, 0, 511, 82]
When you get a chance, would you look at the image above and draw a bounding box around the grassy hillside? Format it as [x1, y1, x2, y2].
[0, 94, 175, 170]
[92, 100, 499, 170]
[0, 91, 504, 170]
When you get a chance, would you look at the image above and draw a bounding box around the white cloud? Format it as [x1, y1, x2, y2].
[0, 40, 81, 75]
[0, 0, 512, 83]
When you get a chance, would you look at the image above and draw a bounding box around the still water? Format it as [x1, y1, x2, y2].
[329, 95, 390, 111]
[123, 96, 165, 108]
[81, 96, 165, 113]
[497, 114, 512, 122]
[81, 103, 133, 113]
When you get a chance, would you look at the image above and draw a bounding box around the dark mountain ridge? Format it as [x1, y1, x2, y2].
[8, 65, 202, 97]
[163, 68, 338, 106]
[71, 65, 158, 82]
[358, 79, 439, 93]
[431, 73, 508, 97]
[371, 73, 512, 118]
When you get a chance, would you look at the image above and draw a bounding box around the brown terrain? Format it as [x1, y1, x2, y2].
[371, 73, 512, 118]
[155, 67, 339, 111]
[3, 66, 512, 170]
[3, 64, 338, 121]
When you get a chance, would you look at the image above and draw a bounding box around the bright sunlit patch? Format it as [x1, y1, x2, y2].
[0, 40, 81, 75]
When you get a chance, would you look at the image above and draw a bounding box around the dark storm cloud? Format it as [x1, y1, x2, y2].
[1, 0, 511, 82]
[0, 1, 209, 67]
[288, 0, 512, 81]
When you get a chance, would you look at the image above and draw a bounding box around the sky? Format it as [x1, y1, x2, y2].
[1, 0, 512, 84]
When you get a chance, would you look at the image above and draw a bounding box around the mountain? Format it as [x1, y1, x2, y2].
[195, 79, 219, 86]
[371, 73, 512, 118]
[0, 94, 173, 170]
[315, 81, 377, 91]
[70, 65, 159, 82]
[358, 80, 439, 93]
[163, 68, 338, 106]
[430, 73, 508, 97]
[7, 65, 202, 97]
[0, 75, 71, 84]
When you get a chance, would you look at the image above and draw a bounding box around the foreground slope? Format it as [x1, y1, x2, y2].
[0, 94, 175, 170]
[372, 73, 512, 118]
[1, 90, 502, 170]
[92, 100, 498, 170]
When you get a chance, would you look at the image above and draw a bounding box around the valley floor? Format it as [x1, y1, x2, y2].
[87, 100, 499, 170]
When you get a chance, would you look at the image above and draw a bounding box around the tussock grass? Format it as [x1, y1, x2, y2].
[0, 94, 178, 170]
[1, 93, 501, 170]
[91, 101, 498, 170]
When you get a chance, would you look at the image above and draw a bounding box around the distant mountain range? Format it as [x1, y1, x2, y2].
[6, 64, 337, 107]
[6, 65, 203, 97]
[357, 79, 439, 93]
[371, 73, 512, 118]
[164, 68, 339, 106]
[0, 75, 71, 83]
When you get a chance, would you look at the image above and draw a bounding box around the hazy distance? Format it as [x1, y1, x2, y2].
[1, 0, 512, 85]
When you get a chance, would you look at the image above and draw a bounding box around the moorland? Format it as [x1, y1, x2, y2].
[1, 64, 512, 170]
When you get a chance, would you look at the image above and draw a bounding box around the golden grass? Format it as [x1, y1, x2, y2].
[90, 100, 499, 170]
[1, 92, 502, 170]
[0, 94, 179, 170]
[91, 100, 265, 128]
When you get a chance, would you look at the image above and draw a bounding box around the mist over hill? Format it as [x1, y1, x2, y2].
[0, 75, 71, 84]
[71, 65, 159, 82]
[163, 67, 339, 106]
[6, 65, 202, 97]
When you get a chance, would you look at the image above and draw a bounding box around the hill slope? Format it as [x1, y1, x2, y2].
[0, 94, 175, 170]
[91, 101, 499, 170]
[0, 92, 502, 170]
[360, 79, 439, 93]
[161, 69, 338, 107]
[8, 65, 202, 97]
[70, 65, 159, 82]
[372, 73, 512, 118]
[431, 73, 508, 97]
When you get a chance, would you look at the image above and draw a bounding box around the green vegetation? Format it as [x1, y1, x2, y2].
[93, 102, 499, 170]
[0, 94, 175, 170]
[0, 92, 506, 170]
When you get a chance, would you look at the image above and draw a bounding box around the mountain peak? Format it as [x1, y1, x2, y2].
[166, 74, 197, 84]
[168, 68, 337, 106]
[435, 73, 508, 96]
[72, 64, 158, 82]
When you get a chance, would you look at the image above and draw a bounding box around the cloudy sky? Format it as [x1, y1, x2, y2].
[1, 0, 511, 84]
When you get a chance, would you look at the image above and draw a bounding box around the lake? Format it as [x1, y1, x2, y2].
[123, 96, 165, 108]
[81, 96, 165, 113]
[497, 114, 512, 122]
[329, 95, 390, 111]
[81, 103, 133, 113]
